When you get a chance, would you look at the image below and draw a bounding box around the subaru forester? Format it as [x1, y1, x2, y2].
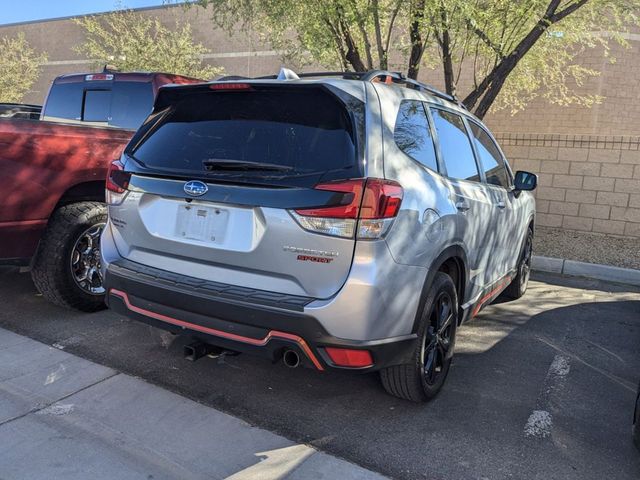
[101, 69, 537, 401]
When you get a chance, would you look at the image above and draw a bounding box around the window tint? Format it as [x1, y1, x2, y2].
[129, 88, 361, 187]
[393, 100, 438, 171]
[42, 83, 83, 122]
[470, 122, 510, 188]
[109, 82, 154, 130]
[43, 81, 154, 129]
[430, 108, 479, 182]
[83, 90, 110, 122]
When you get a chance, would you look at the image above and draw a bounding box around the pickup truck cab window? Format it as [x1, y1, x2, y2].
[83, 90, 110, 123]
[44, 81, 154, 130]
[42, 83, 83, 122]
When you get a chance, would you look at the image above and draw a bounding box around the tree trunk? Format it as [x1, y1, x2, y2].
[464, 0, 589, 118]
[339, 17, 367, 72]
[407, 0, 426, 79]
[441, 25, 455, 95]
[470, 23, 549, 118]
[372, 0, 387, 69]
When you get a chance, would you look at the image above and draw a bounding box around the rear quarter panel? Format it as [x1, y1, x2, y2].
[374, 85, 459, 270]
[0, 118, 132, 258]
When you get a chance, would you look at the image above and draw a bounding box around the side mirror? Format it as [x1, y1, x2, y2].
[514, 170, 537, 191]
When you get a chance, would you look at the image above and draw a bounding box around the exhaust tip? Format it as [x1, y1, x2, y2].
[283, 349, 300, 368]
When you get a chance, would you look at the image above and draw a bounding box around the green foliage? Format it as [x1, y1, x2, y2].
[0, 33, 47, 103]
[427, 0, 639, 116]
[74, 9, 222, 79]
[196, 0, 639, 118]
[196, 0, 405, 70]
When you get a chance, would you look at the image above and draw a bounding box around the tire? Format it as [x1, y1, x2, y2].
[380, 272, 458, 402]
[31, 202, 107, 312]
[504, 227, 533, 300]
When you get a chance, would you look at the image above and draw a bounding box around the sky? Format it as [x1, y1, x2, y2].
[0, 0, 186, 26]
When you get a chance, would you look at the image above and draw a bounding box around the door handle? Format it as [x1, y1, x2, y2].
[496, 201, 506, 209]
[455, 201, 471, 212]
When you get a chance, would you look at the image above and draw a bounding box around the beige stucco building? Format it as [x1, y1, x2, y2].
[2, 3, 640, 240]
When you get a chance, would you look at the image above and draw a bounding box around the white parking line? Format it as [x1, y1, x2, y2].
[524, 354, 571, 438]
[524, 410, 553, 438]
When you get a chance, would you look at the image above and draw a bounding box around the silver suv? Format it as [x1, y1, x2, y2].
[101, 69, 537, 401]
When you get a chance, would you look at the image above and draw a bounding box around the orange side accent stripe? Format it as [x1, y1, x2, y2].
[109, 289, 324, 371]
[471, 275, 512, 318]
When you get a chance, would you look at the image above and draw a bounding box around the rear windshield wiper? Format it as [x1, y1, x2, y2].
[202, 159, 294, 172]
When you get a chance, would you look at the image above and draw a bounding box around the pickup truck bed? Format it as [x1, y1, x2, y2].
[0, 70, 203, 311]
[0, 117, 132, 259]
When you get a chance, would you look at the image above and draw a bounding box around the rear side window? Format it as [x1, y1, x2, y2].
[469, 122, 510, 188]
[430, 108, 480, 182]
[129, 87, 361, 186]
[83, 90, 110, 122]
[393, 100, 438, 171]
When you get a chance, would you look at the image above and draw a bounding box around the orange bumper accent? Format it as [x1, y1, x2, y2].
[109, 288, 324, 371]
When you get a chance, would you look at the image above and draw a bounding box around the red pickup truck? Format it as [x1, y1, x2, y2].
[0, 71, 202, 311]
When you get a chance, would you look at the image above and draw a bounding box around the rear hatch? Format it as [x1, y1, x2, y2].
[111, 82, 366, 299]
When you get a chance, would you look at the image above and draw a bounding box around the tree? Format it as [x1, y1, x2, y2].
[0, 33, 47, 103]
[74, 9, 222, 79]
[425, 0, 638, 118]
[195, 0, 639, 118]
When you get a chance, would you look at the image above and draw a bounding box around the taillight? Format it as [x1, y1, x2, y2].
[358, 179, 403, 239]
[290, 178, 403, 239]
[295, 179, 364, 218]
[106, 160, 131, 205]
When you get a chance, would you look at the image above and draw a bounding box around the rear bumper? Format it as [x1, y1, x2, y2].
[104, 259, 418, 372]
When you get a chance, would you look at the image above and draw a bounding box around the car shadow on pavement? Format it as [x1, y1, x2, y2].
[1, 267, 640, 480]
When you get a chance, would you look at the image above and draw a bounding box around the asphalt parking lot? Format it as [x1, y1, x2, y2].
[1, 267, 639, 480]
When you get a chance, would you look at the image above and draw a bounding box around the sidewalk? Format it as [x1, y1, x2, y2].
[0, 327, 385, 480]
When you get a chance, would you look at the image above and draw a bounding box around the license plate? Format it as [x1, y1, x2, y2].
[175, 205, 228, 243]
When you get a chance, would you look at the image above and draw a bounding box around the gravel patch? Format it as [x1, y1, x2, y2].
[534, 227, 640, 270]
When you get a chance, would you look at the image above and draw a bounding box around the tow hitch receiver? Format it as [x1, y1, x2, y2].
[184, 341, 222, 361]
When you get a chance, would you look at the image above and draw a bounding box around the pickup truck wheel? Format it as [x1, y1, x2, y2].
[31, 202, 107, 312]
[504, 228, 533, 300]
[380, 272, 458, 402]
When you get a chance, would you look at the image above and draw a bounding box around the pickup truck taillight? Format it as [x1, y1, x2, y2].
[290, 178, 403, 239]
[106, 160, 131, 205]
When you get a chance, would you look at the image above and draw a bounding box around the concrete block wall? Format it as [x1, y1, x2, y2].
[497, 134, 640, 238]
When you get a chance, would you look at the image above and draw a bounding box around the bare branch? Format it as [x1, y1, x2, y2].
[551, 0, 590, 22]
[466, 19, 505, 59]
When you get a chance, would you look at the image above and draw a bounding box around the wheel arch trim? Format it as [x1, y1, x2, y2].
[410, 245, 469, 333]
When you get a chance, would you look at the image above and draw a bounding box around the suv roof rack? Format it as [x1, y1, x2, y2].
[252, 68, 466, 109]
[364, 70, 467, 110]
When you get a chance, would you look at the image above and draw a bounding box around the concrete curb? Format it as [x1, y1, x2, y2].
[532, 255, 640, 287]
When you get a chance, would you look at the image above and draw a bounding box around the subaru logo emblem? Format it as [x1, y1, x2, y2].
[183, 180, 208, 197]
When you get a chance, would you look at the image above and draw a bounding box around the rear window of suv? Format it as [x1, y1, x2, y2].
[127, 87, 362, 186]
